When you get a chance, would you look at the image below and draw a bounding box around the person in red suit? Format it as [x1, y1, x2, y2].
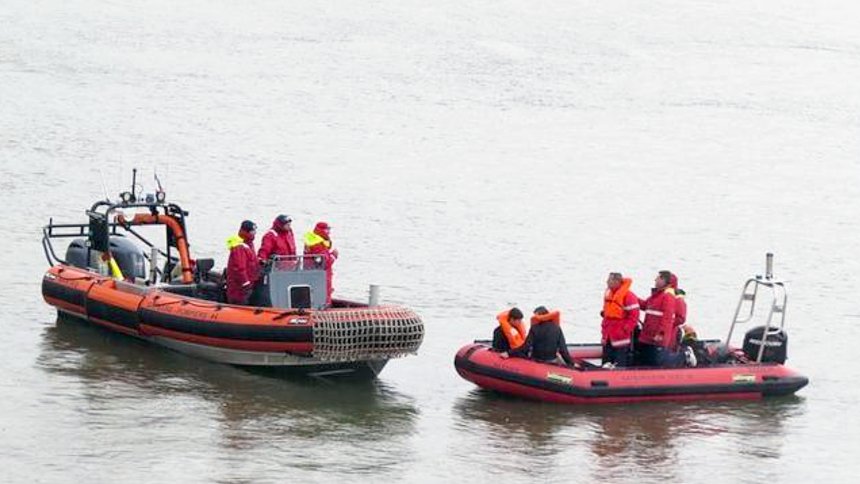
[303, 221, 338, 304]
[258, 214, 297, 262]
[601, 272, 640, 367]
[637, 270, 683, 367]
[225, 220, 259, 305]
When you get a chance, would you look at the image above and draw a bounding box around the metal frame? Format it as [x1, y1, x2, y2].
[42, 196, 188, 282]
[725, 253, 788, 362]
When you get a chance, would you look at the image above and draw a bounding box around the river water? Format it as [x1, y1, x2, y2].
[2, 0, 859, 482]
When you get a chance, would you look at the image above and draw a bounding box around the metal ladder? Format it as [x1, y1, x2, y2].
[725, 253, 788, 363]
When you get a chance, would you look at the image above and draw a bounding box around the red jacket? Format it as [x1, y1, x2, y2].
[258, 218, 296, 261]
[638, 287, 677, 349]
[601, 279, 640, 347]
[226, 230, 259, 304]
[303, 228, 337, 303]
[669, 273, 686, 327]
[675, 292, 687, 327]
[303, 230, 336, 268]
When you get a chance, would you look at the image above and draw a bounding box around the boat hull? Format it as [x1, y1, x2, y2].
[56, 309, 389, 379]
[454, 343, 808, 404]
[43, 265, 422, 379]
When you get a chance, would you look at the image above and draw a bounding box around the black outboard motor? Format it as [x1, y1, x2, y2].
[65, 237, 147, 280]
[742, 326, 788, 363]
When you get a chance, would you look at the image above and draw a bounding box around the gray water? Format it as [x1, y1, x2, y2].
[2, 0, 860, 482]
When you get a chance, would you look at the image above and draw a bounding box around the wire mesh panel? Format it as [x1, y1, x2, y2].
[311, 307, 424, 362]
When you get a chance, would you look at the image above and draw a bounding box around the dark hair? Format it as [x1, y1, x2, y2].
[240, 220, 257, 232]
[533, 306, 549, 315]
[608, 272, 623, 281]
[658, 270, 672, 285]
[508, 307, 524, 320]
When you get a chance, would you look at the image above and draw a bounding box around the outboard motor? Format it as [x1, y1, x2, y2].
[65, 237, 147, 280]
[64, 238, 91, 270]
[742, 326, 788, 363]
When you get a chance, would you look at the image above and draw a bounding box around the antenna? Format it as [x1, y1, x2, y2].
[154, 170, 164, 192]
[99, 169, 111, 202]
[131, 168, 138, 202]
[154, 169, 166, 203]
[765, 252, 774, 280]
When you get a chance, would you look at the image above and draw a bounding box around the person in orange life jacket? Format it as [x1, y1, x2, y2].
[636, 270, 684, 367]
[508, 306, 574, 366]
[601, 272, 640, 367]
[226, 220, 260, 305]
[258, 214, 297, 262]
[303, 221, 338, 304]
[492, 307, 527, 352]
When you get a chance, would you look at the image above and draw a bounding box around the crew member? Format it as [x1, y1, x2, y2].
[637, 270, 682, 367]
[303, 221, 339, 304]
[226, 220, 260, 305]
[670, 273, 687, 328]
[601, 272, 640, 367]
[258, 214, 297, 262]
[492, 307, 527, 352]
[509, 307, 574, 366]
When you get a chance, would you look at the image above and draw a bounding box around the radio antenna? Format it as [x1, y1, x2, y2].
[154, 170, 164, 192]
[131, 168, 138, 202]
[99, 169, 111, 202]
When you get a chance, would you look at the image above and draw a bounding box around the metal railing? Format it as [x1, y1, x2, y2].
[725, 253, 788, 363]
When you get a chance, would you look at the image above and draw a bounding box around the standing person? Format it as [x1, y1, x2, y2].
[225, 220, 260, 305]
[492, 307, 527, 352]
[303, 221, 338, 304]
[669, 273, 686, 328]
[509, 306, 574, 366]
[601, 272, 640, 367]
[637, 270, 682, 367]
[258, 214, 297, 262]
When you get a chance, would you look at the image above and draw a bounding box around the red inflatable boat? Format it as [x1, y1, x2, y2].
[455, 255, 808, 403]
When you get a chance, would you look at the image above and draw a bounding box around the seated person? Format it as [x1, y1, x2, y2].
[492, 307, 526, 352]
[508, 306, 573, 366]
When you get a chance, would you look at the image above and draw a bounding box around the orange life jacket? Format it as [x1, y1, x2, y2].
[603, 278, 632, 320]
[496, 310, 527, 349]
[530, 310, 561, 325]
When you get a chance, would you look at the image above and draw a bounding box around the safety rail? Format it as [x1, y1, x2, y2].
[725, 253, 788, 362]
[269, 254, 327, 272]
[311, 307, 424, 362]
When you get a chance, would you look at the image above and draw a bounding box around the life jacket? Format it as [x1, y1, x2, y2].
[303, 231, 331, 249]
[496, 310, 527, 349]
[530, 310, 561, 325]
[603, 278, 632, 319]
[226, 234, 246, 250]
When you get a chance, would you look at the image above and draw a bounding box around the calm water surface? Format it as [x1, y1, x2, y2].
[2, 0, 859, 482]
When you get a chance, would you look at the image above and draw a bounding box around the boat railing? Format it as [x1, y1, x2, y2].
[725, 253, 788, 362]
[269, 254, 328, 272]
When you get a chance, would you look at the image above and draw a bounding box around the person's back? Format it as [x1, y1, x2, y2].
[511, 307, 573, 366]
